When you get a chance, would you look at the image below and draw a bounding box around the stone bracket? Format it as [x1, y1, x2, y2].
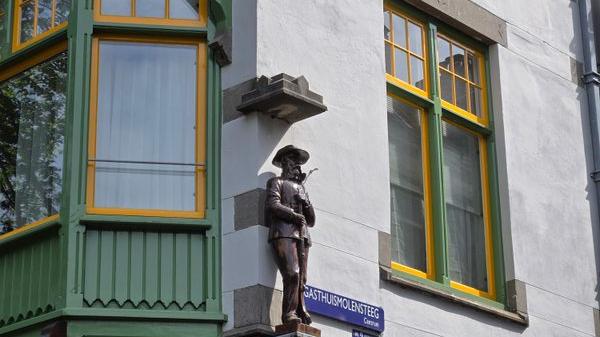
[237, 74, 327, 124]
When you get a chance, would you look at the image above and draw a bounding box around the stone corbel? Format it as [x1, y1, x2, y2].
[237, 74, 327, 124]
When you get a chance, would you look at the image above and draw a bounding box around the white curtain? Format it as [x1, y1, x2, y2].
[387, 96, 427, 272]
[442, 121, 488, 291]
[94, 41, 197, 211]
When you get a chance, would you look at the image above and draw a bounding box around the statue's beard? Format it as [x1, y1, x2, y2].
[282, 170, 302, 182]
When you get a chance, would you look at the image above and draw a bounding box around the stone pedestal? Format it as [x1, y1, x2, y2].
[274, 322, 321, 337]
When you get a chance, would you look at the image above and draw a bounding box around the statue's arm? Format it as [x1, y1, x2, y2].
[304, 203, 315, 227]
[266, 178, 296, 222]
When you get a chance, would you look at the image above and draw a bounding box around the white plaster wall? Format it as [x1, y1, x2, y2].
[221, 0, 600, 336]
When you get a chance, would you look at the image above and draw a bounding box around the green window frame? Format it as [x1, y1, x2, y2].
[385, 1, 505, 306]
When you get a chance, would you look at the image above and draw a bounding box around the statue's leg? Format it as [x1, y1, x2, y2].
[297, 243, 312, 324]
[272, 238, 301, 324]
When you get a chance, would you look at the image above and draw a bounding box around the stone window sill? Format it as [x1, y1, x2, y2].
[380, 266, 529, 325]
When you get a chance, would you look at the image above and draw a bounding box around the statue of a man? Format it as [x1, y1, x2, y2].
[265, 145, 315, 325]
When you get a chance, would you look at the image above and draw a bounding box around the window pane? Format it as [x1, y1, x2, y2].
[20, 0, 35, 43]
[94, 41, 198, 211]
[384, 11, 391, 41]
[437, 37, 451, 70]
[55, 0, 71, 25]
[394, 48, 408, 83]
[455, 77, 468, 111]
[470, 86, 483, 117]
[442, 122, 487, 291]
[467, 52, 480, 84]
[410, 56, 425, 90]
[0, 52, 68, 234]
[136, 0, 165, 18]
[453, 45, 466, 78]
[170, 0, 199, 20]
[392, 14, 406, 48]
[385, 43, 392, 75]
[408, 21, 422, 56]
[0, 1, 7, 47]
[387, 96, 427, 272]
[102, 0, 132, 16]
[440, 69, 453, 103]
[37, 0, 53, 34]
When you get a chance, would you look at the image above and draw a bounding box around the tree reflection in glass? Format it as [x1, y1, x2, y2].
[0, 52, 67, 234]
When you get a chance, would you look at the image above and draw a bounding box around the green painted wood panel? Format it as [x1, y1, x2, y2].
[83, 229, 205, 310]
[0, 232, 61, 328]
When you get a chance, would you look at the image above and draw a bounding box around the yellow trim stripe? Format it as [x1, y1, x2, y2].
[0, 215, 59, 241]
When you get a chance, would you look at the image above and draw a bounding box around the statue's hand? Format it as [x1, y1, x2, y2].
[293, 213, 307, 228]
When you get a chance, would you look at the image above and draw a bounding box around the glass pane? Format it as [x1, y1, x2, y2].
[467, 52, 480, 84]
[470, 86, 483, 117]
[440, 70, 453, 103]
[410, 57, 425, 90]
[455, 77, 468, 110]
[442, 122, 487, 292]
[55, 0, 71, 25]
[437, 37, 451, 70]
[408, 21, 422, 56]
[136, 0, 165, 18]
[453, 45, 466, 78]
[0, 1, 7, 46]
[392, 14, 406, 48]
[102, 0, 132, 16]
[394, 48, 408, 83]
[20, 0, 35, 43]
[387, 96, 427, 272]
[384, 10, 391, 41]
[385, 43, 392, 75]
[170, 0, 199, 20]
[37, 0, 53, 34]
[0, 52, 68, 234]
[94, 41, 198, 211]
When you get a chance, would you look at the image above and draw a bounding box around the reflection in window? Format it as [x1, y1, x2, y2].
[0, 52, 68, 234]
[16, 0, 70, 45]
[100, 0, 199, 20]
[442, 121, 488, 292]
[437, 35, 485, 118]
[384, 9, 426, 92]
[388, 96, 428, 273]
[90, 41, 200, 212]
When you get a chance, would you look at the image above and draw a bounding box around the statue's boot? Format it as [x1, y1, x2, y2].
[298, 311, 312, 325]
[283, 313, 302, 324]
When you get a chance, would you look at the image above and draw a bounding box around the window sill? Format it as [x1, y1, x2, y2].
[80, 214, 212, 232]
[380, 266, 528, 325]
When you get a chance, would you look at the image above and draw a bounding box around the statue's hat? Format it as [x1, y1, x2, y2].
[272, 145, 309, 168]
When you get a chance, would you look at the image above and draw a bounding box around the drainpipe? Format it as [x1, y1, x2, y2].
[578, 0, 600, 212]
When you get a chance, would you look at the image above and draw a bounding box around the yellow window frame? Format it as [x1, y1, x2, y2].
[388, 94, 436, 281]
[437, 35, 489, 127]
[0, 40, 67, 239]
[384, 4, 429, 98]
[443, 119, 495, 300]
[12, 0, 69, 52]
[93, 0, 207, 27]
[86, 34, 207, 219]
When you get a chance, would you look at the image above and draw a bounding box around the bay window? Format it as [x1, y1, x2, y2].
[86, 36, 207, 218]
[0, 47, 67, 235]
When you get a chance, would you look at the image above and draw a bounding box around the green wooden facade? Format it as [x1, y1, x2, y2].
[0, 1, 230, 336]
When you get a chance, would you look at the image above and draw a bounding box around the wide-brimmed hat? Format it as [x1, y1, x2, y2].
[272, 145, 309, 168]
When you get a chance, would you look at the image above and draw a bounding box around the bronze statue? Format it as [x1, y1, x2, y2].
[266, 145, 316, 325]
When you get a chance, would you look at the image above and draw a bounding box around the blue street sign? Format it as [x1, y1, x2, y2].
[303, 285, 385, 333]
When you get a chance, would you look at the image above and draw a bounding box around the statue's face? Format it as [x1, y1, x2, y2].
[281, 155, 302, 180]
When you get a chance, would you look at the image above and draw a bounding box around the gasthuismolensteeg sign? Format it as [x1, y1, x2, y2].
[304, 285, 384, 333]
